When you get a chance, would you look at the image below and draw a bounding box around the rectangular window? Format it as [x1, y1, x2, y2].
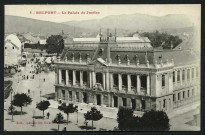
[76, 71, 80, 83]
[192, 68, 194, 79]
[131, 75, 137, 88]
[122, 98, 127, 107]
[187, 69, 190, 80]
[173, 72, 175, 83]
[177, 71, 180, 82]
[113, 74, 118, 88]
[162, 75, 165, 87]
[196, 67, 199, 78]
[188, 90, 190, 97]
[76, 92, 79, 102]
[69, 91, 72, 100]
[163, 99, 166, 108]
[192, 89, 195, 96]
[196, 67, 199, 77]
[173, 94, 175, 102]
[183, 91, 185, 99]
[182, 70, 185, 81]
[122, 74, 127, 88]
[69, 70, 73, 84]
[178, 93, 180, 100]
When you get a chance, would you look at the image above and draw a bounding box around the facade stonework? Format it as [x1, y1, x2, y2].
[54, 31, 200, 113]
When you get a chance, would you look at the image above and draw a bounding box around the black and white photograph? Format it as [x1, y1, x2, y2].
[4, 4, 201, 131]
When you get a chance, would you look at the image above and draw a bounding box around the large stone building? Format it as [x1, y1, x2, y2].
[54, 30, 200, 113]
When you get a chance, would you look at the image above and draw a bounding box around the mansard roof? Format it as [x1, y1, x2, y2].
[60, 36, 199, 67]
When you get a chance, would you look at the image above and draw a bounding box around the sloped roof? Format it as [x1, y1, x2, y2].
[153, 49, 199, 66]
[5, 34, 22, 49]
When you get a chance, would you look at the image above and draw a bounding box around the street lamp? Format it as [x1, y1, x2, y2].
[10, 87, 14, 121]
[33, 110, 35, 127]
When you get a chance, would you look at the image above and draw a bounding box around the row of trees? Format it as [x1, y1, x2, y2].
[129, 31, 182, 49]
[117, 107, 170, 131]
[57, 103, 103, 130]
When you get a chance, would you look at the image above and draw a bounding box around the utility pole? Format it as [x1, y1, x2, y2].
[10, 88, 13, 121]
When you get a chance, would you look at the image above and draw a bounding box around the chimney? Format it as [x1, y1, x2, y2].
[107, 28, 109, 41]
[115, 28, 117, 41]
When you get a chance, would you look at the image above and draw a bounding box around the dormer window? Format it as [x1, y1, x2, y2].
[98, 48, 104, 56]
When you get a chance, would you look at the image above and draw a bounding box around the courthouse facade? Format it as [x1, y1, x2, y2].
[54, 30, 200, 112]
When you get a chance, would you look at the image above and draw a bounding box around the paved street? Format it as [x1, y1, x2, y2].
[4, 58, 117, 131]
[4, 57, 200, 131]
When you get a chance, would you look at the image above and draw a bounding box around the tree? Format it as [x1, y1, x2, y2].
[12, 93, 32, 114]
[53, 112, 64, 131]
[128, 31, 182, 49]
[117, 107, 140, 131]
[138, 110, 170, 131]
[58, 103, 77, 122]
[36, 100, 50, 119]
[46, 35, 64, 56]
[84, 107, 103, 129]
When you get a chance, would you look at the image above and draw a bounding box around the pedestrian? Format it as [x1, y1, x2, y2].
[47, 112, 50, 119]
[63, 124, 67, 131]
[27, 75, 29, 80]
[33, 75, 35, 79]
[44, 78, 45, 82]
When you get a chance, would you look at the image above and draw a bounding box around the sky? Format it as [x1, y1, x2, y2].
[5, 4, 201, 25]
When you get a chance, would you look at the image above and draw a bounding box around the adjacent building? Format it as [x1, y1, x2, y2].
[54, 29, 200, 113]
[4, 34, 22, 68]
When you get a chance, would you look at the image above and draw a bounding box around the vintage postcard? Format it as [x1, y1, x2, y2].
[4, 4, 201, 131]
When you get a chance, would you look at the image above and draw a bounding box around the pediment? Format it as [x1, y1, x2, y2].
[88, 58, 108, 68]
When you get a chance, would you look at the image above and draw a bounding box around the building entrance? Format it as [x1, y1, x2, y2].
[114, 96, 118, 107]
[141, 100, 146, 110]
[83, 92, 87, 103]
[131, 99, 136, 110]
[97, 94, 101, 105]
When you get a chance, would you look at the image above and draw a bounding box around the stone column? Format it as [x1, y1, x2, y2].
[137, 75, 141, 93]
[67, 91, 70, 102]
[93, 94, 97, 105]
[175, 71, 177, 85]
[147, 75, 150, 95]
[66, 70, 69, 85]
[55, 69, 58, 84]
[106, 72, 110, 91]
[73, 70, 76, 86]
[89, 71, 92, 88]
[185, 69, 187, 83]
[103, 73, 106, 89]
[65, 90, 68, 101]
[55, 91, 57, 101]
[101, 94, 104, 105]
[72, 91, 76, 103]
[110, 73, 113, 90]
[79, 92, 83, 103]
[127, 98, 132, 108]
[189, 68, 192, 81]
[127, 74, 131, 92]
[80, 71, 83, 86]
[59, 69, 62, 84]
[58, 89, 62, 99]
[108, 94, 112, 107]
[180, 70, 182, 85]
[92, 72, 96, 87]
[118, 74, 122, 91]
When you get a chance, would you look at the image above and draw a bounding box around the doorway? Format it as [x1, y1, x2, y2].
[97, 94, 101, 105]
[114, 96, 118, 107]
